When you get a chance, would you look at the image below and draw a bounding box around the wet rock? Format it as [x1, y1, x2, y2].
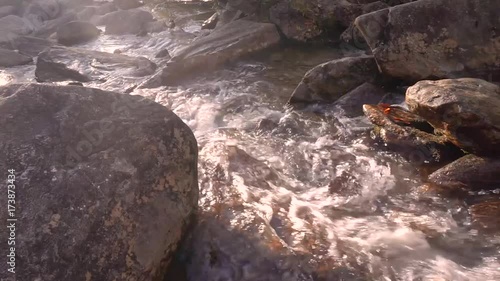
[95, 8, 154, 35]
[145, 20, 167, 34]
[35, 46, 157, 82]
[355, 0, 500, 81]
[0, 83, 198, 281]
[139, 19, 280, 88]
[288, 55, 380, 104]
[0, 48, 32, 67]
[33, 12, 78, 38]
[0, 5, 17, 18]
[334, 82, 386, 117]
[255, 118, 279, 133]
[0, 15, 35, 42]
[428, 154, 500, 190]
[56, 21, 100, 46]
[470, 200, 500, 230]
[114, 0, 143, 10]
[406, 78, 500, 156]
[202, 12, 218, 30]
[363, 103, 463, 164]
[0, 35, 54, 56]
[155, 49, 171, 59]
[340, 1, 389, 48]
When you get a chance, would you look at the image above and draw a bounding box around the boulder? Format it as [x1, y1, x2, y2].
[0, 5, 17, 18]
[0, 83, 198, 281]
[340, 1, 389, 48]
[95, 8, 154, 35]
[0, 15, 35, 42]
[24, 0, 61, 26]
[0, 35, 54, 56]
[0, 48, 32, 67]
[428, 154, 500, 190]
[406, 78, 500, 156]
[33, 12, 78, 38]
[35, 46, 157, 82]
[288, 55, 380, 104]
[334, 82, 386, 117]
[56, 21, 101, 46]
[139, 19, 280, 88]
[0, 0, 18, 7]
[113, 0, 143, 10]
[355, 0, 500, 82]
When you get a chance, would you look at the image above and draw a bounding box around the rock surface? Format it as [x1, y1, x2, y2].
[289, 55, 380, 104]
[95, 8, 154, 35]
[0, 15, 35, 42]
[428, 154, 500, 190]
[0, 35, 54, 57]
[0, 48, 33, 67]
[35, 46, 157, 82]
[33, 12, 78, 38]
[140, 19, 280, 88]
[114, 0, 143, 10]
[334, 82, 386, 117]
[355, 0, 500, 81]
[56, 21, 101, 46]
[406, 78, 500, 156]
[0, 83, 198, 281]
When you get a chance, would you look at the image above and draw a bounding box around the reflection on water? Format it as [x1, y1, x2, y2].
[3, 6, 500, 280]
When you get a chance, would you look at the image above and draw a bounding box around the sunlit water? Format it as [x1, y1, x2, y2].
[4, 2, 500, 280]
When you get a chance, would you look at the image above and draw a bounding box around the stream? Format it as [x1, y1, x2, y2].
[2, 1, 500, 280]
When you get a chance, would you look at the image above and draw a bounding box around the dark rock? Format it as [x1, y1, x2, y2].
[340, 1, 389, 48]
[0, 83, 198, 281]
[334, 82, 386, 117]
[355, 0, 500, 82]
[0, 5, 17, 18]
[429, 154, 500, 190]
[113, 0, 143, 10]
[0, 48, 32, 67]
[363, 103, 463, 164]
[406, 78, 500, 156]
[155, 49, 171, 59]
[202, 13, 218, 30]
[255, 118, 278, 133]
[95, 8, 154, 35]
[35, 46, 157, 82]
[470, 200, 500, 230]
[33, 12, 78, 38]
[56, 21, 100, 46]
[167, 19, 175, 29]
[288, 55, 380, 104]
[139, 19, 280, 88]
[216, 8, 244, 27]
[0, 35, 54, 57]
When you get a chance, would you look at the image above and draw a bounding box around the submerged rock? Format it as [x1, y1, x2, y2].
[428, 154, 500, 190]
[56, 21, 101, 46]
[470, 200, 500, 230]
[289, 55, 380, 104]
[406, 78, 500, 156]
[0, 83, 198, 281]
[0, 48, 32, 67]
[355, 0, 500, 81]
[139, 19, 280, 88]
[35, 46, 156, 82]
[363, 103, 463, 164]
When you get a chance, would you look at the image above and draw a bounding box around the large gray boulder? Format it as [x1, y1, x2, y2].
[0, 15, 35, 43]
[0, 83, 198, 281]
[355, 0, 500, 81]
[35, 46, 157, 82]
[288, 55, 380, 104]
[56, 21, 101, 46]
[140, 19, 280, 88]
[94, 8, 154, 35]
[428, 154, 500, 190]
[406, 78, 500, 156]
[0, 48, 32, 67]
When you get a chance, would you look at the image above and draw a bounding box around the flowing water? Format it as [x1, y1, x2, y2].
[3, 2, 500, 280]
